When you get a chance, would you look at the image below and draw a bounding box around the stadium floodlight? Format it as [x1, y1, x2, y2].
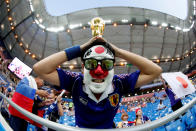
[104, 20, 112, 24]
[151, 21, 158, 25]
[170, 25, 174, 28]
[121, 19, 128, 23]
[183, 28, 190, 32]
[69, 23, 82, 29]
[46, 26, 65, 32]
[175, 26, 181, 30]
[161, 23, 167, 27]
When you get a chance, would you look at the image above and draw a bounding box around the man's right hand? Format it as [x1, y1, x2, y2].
[36, 90, 49, 97]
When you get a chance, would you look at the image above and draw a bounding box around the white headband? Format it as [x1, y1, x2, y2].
[83, 45, 114, 59]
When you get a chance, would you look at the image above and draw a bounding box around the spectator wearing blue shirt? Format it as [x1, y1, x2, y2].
[33, 37, 162, 129]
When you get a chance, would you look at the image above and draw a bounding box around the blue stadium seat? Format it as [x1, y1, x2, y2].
[182, 109, 196, 130]
[27, 123, 36, 131]
[153, 126, 166, 131]
[165, 119, 185, 131]
[113, 97, 195, 130]
[190, 105, 196, 118]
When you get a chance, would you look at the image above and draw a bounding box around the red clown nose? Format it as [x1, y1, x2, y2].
[90, 65, 108, 79]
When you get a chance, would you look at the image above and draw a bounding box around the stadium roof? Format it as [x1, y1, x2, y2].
[0, 0, 195, 75]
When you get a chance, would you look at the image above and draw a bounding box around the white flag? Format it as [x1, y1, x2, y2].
[161, 72, 195, 98]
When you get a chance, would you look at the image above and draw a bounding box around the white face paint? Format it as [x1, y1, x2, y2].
[83, 68, 114, 94]
[83, 45, 114, 94]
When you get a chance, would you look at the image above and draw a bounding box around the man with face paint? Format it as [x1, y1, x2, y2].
[33, 37, 162, 129]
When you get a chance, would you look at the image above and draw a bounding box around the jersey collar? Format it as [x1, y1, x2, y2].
[83, 84, 114, 103]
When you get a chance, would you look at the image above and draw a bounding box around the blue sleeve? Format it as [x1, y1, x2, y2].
[56, 68, 80, 92]
[15, 77, 36, 100]
[116, 70, 140, 94]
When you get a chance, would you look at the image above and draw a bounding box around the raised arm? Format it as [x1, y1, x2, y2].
[33, 51, 67, 86]
[117, 48, 162, 87]
[107, 41, 162, 88]
[57, 95, 64, 116]
[33, 37, 98, 86]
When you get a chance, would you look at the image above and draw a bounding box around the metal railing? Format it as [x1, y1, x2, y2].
[0, 92, 196, 131]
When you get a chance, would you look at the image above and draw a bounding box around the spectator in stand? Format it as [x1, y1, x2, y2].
[33, 37, 162, 128]
[0, 81, 6, 93]
[141, 101, 146, 108]
[0, 82, 14, 122]
[0, 81, 6, 108]
[161, 77, 183, 112]
[0, 82, 5, 95]
[117, 112, 134, 128]
[41, 90, 65, 131]
[52, 93, 77, 127]
[32, 88, 59, 130]
[127, 104, 132, 112]
[117, 108, 121, 113]
[0, 88, 11, 123]
[61, 101, 69, 113]
[8, 76, 49, 131]
[157, 99, 166, 110]
[150, 96, 155, 103]
[6, 84, 14, 98]
[121, 108, 126, 113]
[155, 90, 166, 100]
[68, 105, 75, 116]
[134, 108, 150, 126]
[68, 102, 73, 110]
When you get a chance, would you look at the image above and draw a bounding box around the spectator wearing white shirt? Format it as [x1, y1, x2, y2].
[157, 100, 166, 110]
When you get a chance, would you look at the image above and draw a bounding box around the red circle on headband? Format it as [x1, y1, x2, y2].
[95, 46, 105, 54]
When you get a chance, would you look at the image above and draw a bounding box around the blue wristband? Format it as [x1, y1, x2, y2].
[64, 46, 81, 61]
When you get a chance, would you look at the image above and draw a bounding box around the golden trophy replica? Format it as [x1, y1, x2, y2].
[90, 17, 105, 37]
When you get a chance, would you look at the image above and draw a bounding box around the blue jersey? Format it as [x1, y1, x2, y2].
[57, 68, 140, 129]
[43, 102, 58, 116]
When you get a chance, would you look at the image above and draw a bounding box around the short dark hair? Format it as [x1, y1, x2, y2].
[81, 39, 115, 62]
[165, 81, 168, 86]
